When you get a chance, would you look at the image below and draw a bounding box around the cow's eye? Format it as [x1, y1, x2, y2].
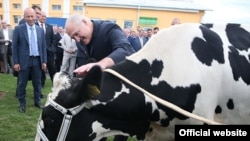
[48, 119, 54, 124]
[45, 118, 55, 125]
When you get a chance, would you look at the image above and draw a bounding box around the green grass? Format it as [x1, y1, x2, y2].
[0, 73, 136, 141]
[0, 73, 52, 141]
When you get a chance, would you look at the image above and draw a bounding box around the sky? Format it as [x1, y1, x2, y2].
[193, 0, 250, 24]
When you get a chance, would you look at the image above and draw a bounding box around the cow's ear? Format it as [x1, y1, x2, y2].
[82, 65, 102, 98]
[87, 84, 100, 98]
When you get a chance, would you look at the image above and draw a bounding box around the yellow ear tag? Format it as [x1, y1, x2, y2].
[88, 84, 100, 97]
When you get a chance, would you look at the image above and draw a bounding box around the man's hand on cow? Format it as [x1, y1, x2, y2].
[74, 63, 101, 77]
[74, 57, 115, 77]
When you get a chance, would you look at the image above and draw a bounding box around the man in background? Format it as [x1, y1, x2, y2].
[38, 11, 56, 86]
[153, 26, 159, 34]
[19, 5, 41, 25]
[16, 5, 44, 98]
[171, 18, 181, 25]
[12, 7, 47, 113]
[54, 26, 64, 72]
[0, 20, 13, 73]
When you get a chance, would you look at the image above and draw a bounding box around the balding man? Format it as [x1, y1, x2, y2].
[171, 18, 181, 25]
[19, 5, 41, 25]
[65, 13, 135, 141]
[65, 14, 135, 77]
[12, 7, 47, 113]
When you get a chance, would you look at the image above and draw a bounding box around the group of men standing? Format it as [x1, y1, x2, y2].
[9, 4, 147, 120]
[124, 26, 159, 52]
[12, 5, 72, 113]
[9, 4, 153, 141]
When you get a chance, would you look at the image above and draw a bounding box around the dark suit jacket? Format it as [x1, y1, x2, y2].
[76, 41, 89, 64]
[0, 30, 5, 54]
[18, 19, 26, 25]
[86, 20, 135, 64]
[128, 36, 146, 52]
[12, 23, 47, 70]
[44, 23, 56, 53]
[54, 32, 64, 54]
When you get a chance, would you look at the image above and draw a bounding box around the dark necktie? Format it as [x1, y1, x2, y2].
[40, 23, 45, 33]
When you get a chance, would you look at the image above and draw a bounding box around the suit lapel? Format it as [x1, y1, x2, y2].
[22, 25, 29, 44]
[35, 26, 41, 49]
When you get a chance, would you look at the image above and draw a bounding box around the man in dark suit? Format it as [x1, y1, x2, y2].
[38, 11, 56, 86]
[16, 5, 43, 98]
[129, 29, 147, 51]
[76, 41, 89, 67]
[144, 28, 153, 44]
[54, 26, 64, 72]
[12, 7, 47, 113]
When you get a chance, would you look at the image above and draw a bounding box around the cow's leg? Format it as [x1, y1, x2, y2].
[113, 135, 128, 141]
[99, 137, 107, 141]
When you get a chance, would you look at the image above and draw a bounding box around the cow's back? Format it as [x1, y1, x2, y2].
[127, 23, 250, 140]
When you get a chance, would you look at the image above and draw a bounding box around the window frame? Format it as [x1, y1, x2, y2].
[123, 20, 134, 29]
[52, 5, 61, 11]
[14, 15, 22, 24]
[13, 3, 21, 9]
[73, 5, 83, 12]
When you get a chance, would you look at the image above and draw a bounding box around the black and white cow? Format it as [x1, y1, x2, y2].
[36, 23, 250, 141]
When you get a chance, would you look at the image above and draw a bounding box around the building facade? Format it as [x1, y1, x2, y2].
[83, 0, 209, 29]
[0, 0, 83, 27]
[0, 0, 209, 29]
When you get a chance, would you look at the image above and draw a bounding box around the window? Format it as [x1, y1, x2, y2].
[0, 3, 2, 8]
[13, 3, 21, 9]
[139, 17, 157, 25]
[0, 15, 3, 20]
[14, 15, 22, 24]
[73, 5, 83, 11]
[123, 20, 133, 29]
[52, 5, 61, 10]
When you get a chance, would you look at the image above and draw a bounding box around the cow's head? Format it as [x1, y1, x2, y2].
[36, 66, 150, 141]
[37, 66, 104, 141]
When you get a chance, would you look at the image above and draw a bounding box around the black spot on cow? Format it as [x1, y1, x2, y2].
[227, 99, 234, 110]
[151, 59, 164, 78]
[160, 118, 170, 127]
[202, 23, 214, 29]
[191, 25, 224, 66]
[226, 24, 250, 51]
[148, 127, 153, 132]
[226, 24, 250, 85]
[215, 105, 222, 114]
[228, 47, 250, 84]
[113, 60, 201, 126]
[153, 82, 201, 122]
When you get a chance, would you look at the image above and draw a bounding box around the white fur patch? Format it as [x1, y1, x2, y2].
[45, 72, 72, 106]
[91, 121, 129, 141]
